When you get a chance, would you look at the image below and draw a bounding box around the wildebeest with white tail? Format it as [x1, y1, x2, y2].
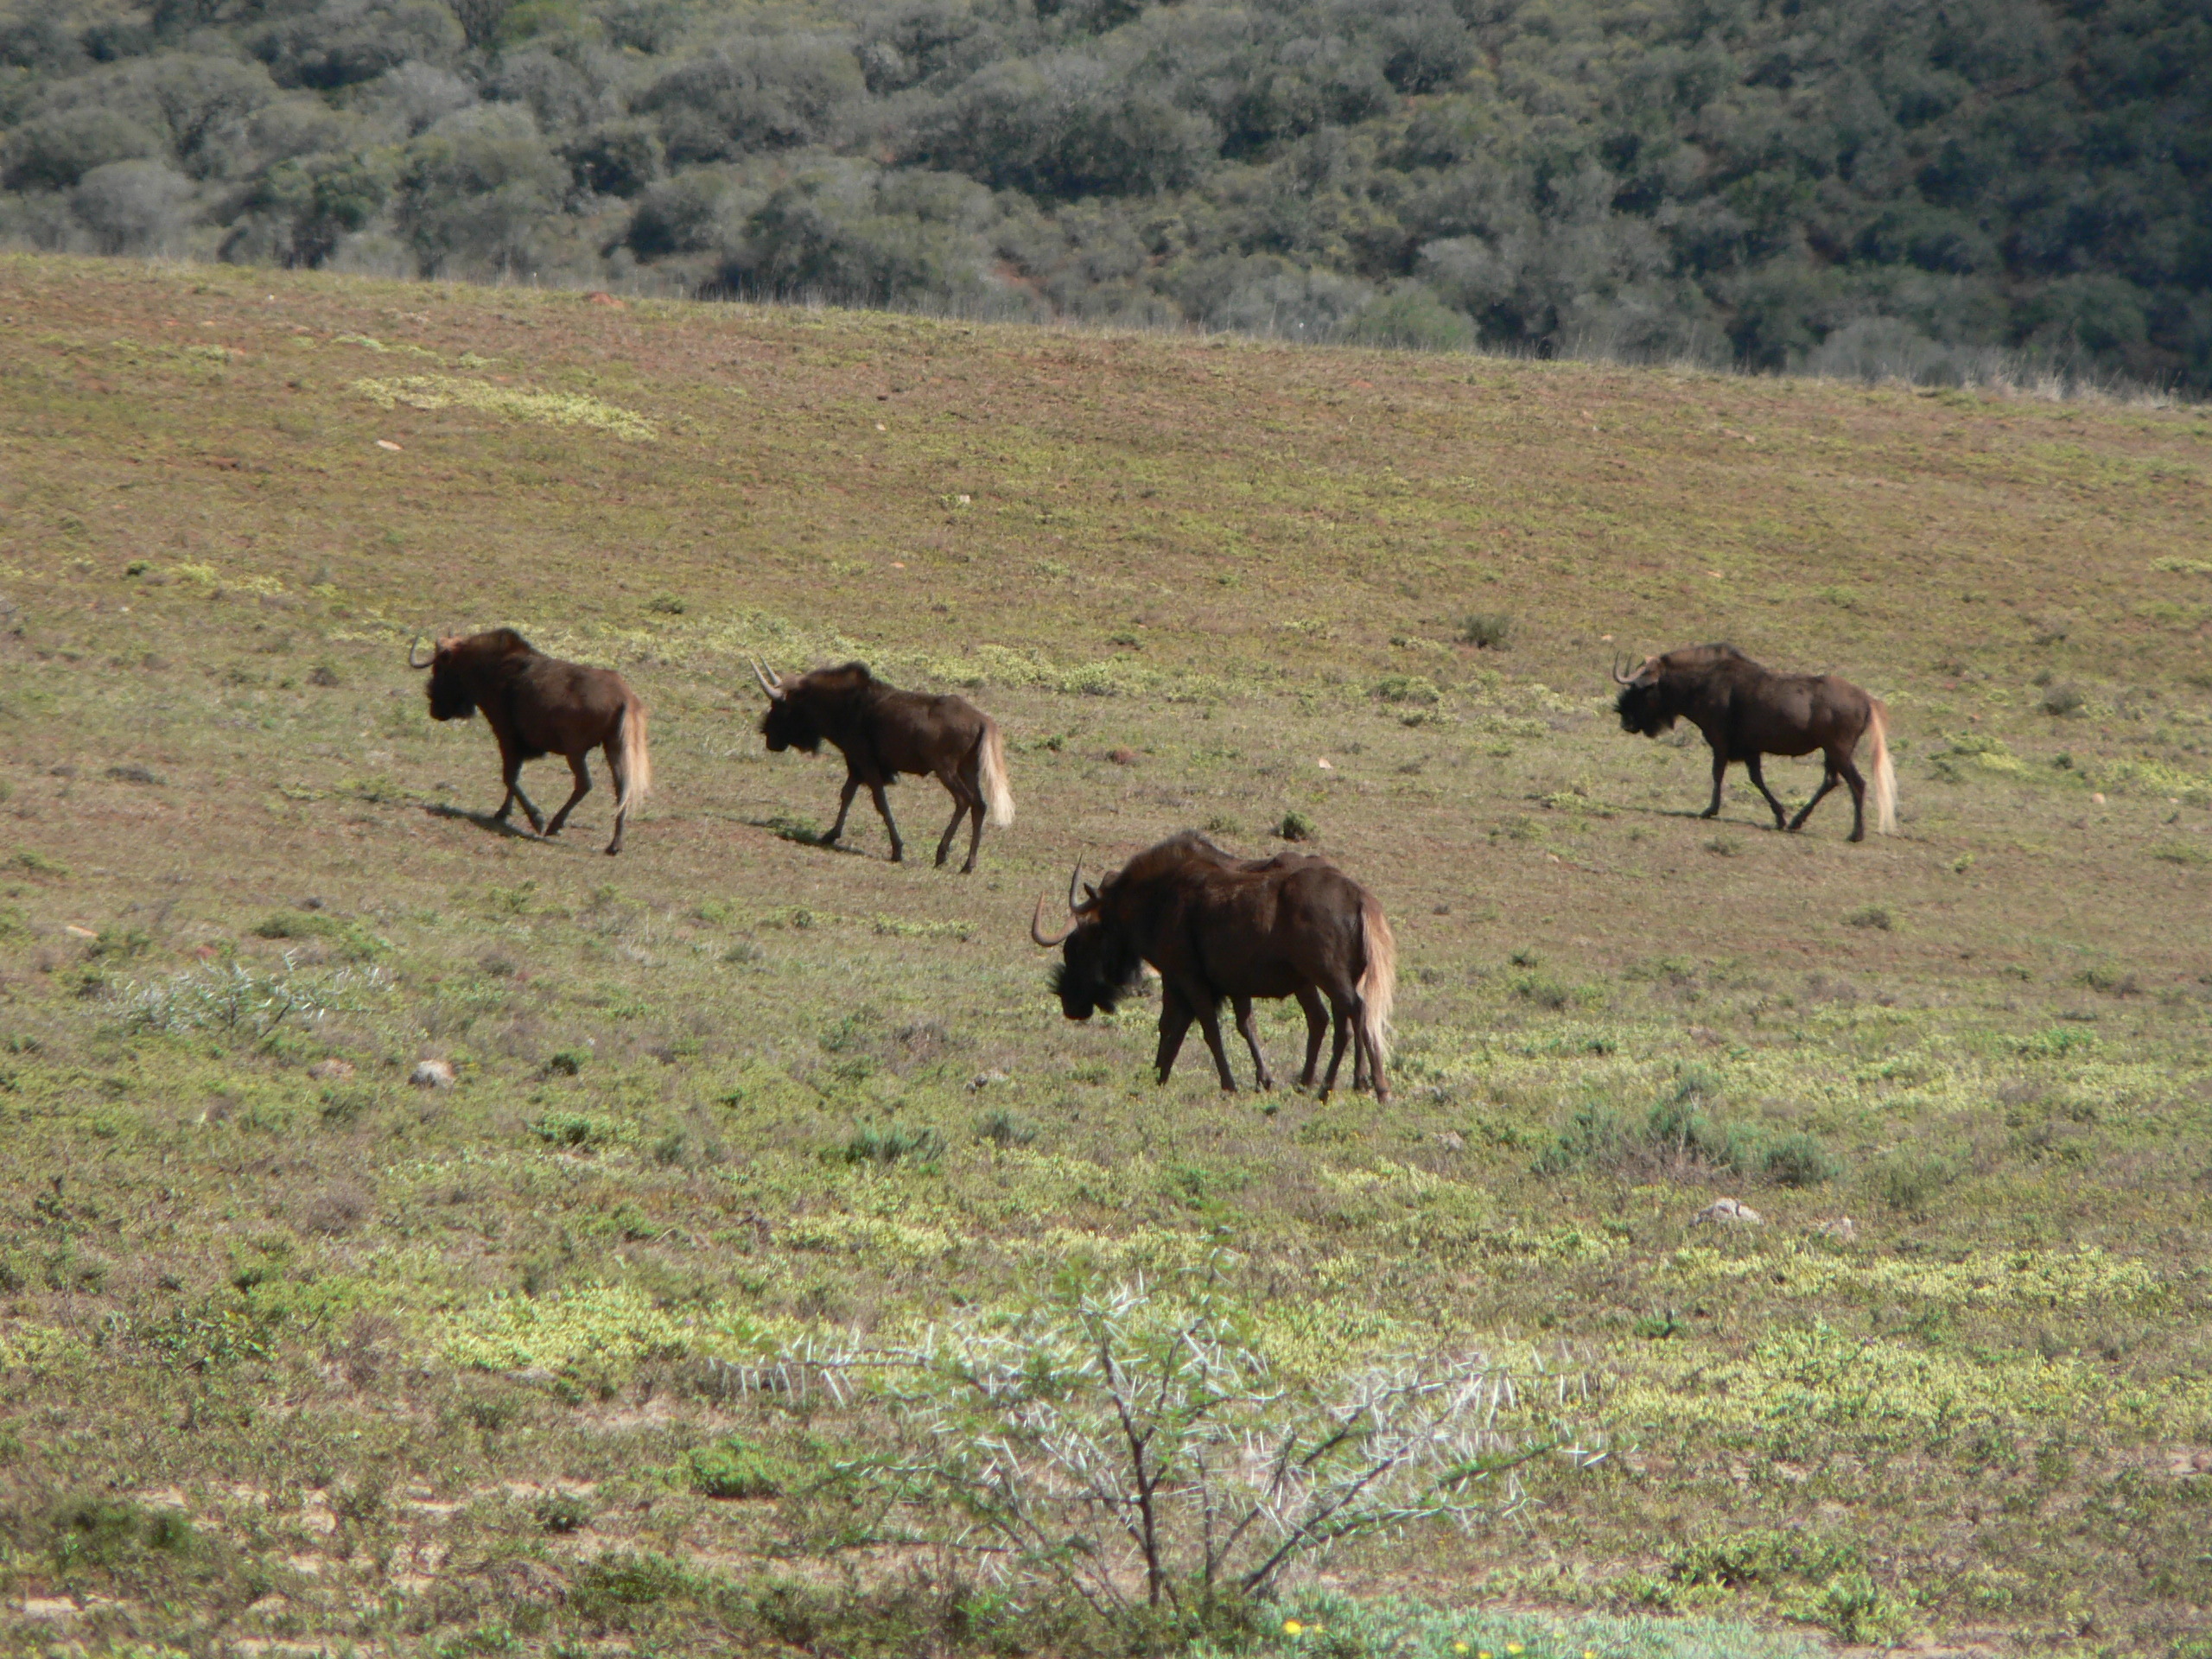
[749, 658, 1013, 873]
[1030, 832, 1396, 1102]
[1611, 644, 1896, 841]
[411, 629, 652, 854]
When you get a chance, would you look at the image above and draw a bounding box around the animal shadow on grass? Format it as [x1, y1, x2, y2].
[751, 813, 868, 856]
[424, 803, 546, 843]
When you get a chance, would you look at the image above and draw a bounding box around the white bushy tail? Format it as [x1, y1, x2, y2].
[1357, 898, 1396, 1070]
[617, 693, 653, 809]
[980, 721, 1014, 828]
[1870, 701, 1896, 836]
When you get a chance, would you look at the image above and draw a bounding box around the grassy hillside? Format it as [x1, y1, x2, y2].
[0, 251, 2209, 1656]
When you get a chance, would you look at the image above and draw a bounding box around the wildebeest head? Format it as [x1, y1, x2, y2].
[412, 636, 479, 722]
[1031, 863, 1144, 1020]
[1611, 654, 1675, 737]
[751, 657, 859, 754]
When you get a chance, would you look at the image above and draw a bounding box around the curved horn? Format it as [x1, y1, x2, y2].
[1609, 652, 1632, 686]
[748, 655, 784, 699]
[1030, 893, 1073, 948]
[1066, 860, 1088, 915]
[408, 635, 435, 670]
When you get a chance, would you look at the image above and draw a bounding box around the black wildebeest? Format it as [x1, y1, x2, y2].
[1030, 832, 1396, 1102]
[411, 629, 652, 854]
[1611, 644, 1896, 841]
[749, 658, 1013, 874]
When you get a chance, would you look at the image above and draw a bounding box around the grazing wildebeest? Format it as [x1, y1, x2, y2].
[749, 658, 1013, 874]
[1029, 832, 1395, 1102]
[1611, 644, 1896, 841]
[411, 629, 652, 855]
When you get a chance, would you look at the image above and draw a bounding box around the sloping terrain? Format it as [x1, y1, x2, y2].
[0, 252, 2209, 1655]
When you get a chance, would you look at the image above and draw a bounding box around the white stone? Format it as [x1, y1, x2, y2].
[1694, 1198, 1764, 1228]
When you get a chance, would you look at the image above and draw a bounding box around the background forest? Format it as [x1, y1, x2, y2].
[3, 0, 2209, 387]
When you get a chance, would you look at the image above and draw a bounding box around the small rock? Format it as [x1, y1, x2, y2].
[410, 1058, 456, 1089]
[308, 1059, 355, 1083]
[968, 1069, 1009, 1091]
[64, 925, 97, 939]
[2090, 791, 2107, 804]
[1435, 1130, 1466, 1154]
[308, 664, 340, 688]
[1694, 1198, 1764, 1228]
[1107, 747, 1138, 766]
[1316, 757, 1334, 770]
[1688, 1026, 1726, 1046]
[1815, 1216, 1859, 1243]
[375, 439, 402, 452]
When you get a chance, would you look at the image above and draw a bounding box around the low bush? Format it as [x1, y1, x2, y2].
[1458, 612, 1512, 650]
[843, 1122, 941, 1165]
[687, 1436, 784, 1500]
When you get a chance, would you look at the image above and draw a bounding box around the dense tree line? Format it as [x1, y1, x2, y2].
[3, 0, 2207, 387]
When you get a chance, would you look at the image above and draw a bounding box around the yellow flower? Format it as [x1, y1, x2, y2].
[1509, 1648, 1524, 1656]
[1453, 1646, 1470, 1656]
[1284, 1620, 1304, 1636]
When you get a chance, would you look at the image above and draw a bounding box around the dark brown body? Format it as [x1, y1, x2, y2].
[419, 629, 652, 855]
[1033, 833, 1395, 1102]
[1614, 644, 1897, 840]
[753, 659, 1012, 873]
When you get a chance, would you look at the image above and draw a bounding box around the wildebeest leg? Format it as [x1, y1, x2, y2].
[1744, 755, 1789, 830]
[868, 784, 905, 862]
[1355, 1004, 1390, 1102]
[544, 753, 592, 838]
[1317, 998, 1353, 1100]
[602, 739, 632, 855]
[1294, 985, 1326, 1088]
[494, 747, 545, 835]
[1839, 757, 1869, 842]
[1231, 996, 1274, 1090]
[1154, 990, 1194, 1084]
[1702, 747, 1728, 818]
[959, 797, 985, 874]
[1192, 1001, 1239, 1092]
[823, 777, 861, 846]
[931, 775, 980, 870]
[1788, 769, 1840, 835]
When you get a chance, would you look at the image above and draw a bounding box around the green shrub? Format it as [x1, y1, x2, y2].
[977, 1108, 1038, 1148]
[687, 1437, 784, 1500]
[569, 1551, 697, 1620]
[1458, 612, 1512, 650]
[535, 1491, 592, 1532]
[1275, 810, 1317, 842]
[843, 1122, 942, 1165]
[1531, 1103, 1627, 1174]
[1339, 286, 1476, 352]
[1872, 1149, 1960, 1215]
[529, 1113, 617, 1151]
[1761, 1133, 1840, 1187]
[1370, 673, 1440, 705]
